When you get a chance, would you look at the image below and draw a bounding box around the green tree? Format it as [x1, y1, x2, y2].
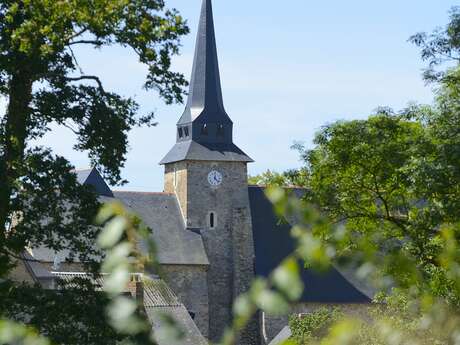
[289, 307, 344, 344]
[248, 168, 309, 187]
[279, 8, 460, 344]
[247, 7, 460, 345]
[409, 6, 460, 84]
[290, 6, 460, 304]
[297, 109, 450, 293]
[0, 1, 189, 343]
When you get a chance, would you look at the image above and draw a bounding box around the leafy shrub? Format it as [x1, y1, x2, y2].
[289, 307, 344, 344]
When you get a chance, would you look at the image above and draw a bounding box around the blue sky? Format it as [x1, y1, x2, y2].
[10, 1, 456, 191]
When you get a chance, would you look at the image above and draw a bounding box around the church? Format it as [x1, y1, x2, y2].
[15, 1, 374, 344]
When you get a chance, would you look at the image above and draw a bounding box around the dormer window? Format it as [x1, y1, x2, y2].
[184, 127, 189, 137]
[217, 124, 225, 137]
[178, 128, 183, 138]
[201, 124, 208, 135]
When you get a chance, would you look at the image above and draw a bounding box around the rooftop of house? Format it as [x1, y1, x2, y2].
[20, 261, 207, 345]
[69, 167, 375, 305]
[248, 185, 373, 304]
[268, 326, 291, 345]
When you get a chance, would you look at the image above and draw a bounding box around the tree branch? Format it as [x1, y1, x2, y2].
[68, 46, 84, 75]
[68, 40, 104, 46]
[65, 75, 105, 92]
[66, 27, 88, 42]
[61, 121, 79, 135]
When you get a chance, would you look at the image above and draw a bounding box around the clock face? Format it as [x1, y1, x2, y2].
[208, 170, 223, 186]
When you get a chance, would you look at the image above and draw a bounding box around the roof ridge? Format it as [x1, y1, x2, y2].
[248, 184, 307, 190]
[113, 191, 174, 195]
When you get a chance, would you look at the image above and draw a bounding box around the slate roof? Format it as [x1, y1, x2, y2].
[177, 0, 229, 126]
[75, 168, 113, 197]
[147, 306, 208, 345]
[268, 326, 291, 345]
[113, 191, 209, 266]
[33, 166, 372, 303]
[52, 273, 182, 307]
[22, 251, 54, 281]
[16, 260, 207, 344]
[28, 246, 80, 264]
[52, 272, 105, 290]
[49, 272, 207, 343]
[160, 0, 252, 164]
[30, 173, 209, 266]
[143, 278, 181, 307]
[248, 186, 373, 304]
[160, 141, 253, 164]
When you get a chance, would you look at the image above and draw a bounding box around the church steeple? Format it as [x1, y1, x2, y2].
[178, 0, 231, 128]
[161, 3, 256, 340]
[160, 0, 252, 164]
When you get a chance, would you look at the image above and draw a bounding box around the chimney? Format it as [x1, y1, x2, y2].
[135, 280, 144, 307]
[128, 274, 144, 308]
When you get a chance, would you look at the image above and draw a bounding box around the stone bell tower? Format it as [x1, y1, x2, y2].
[160, 1, 258, 343]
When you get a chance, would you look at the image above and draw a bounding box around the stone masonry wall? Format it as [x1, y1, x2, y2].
[160, 264, 209, 338]
[232, 207, 259, 345]
[164, 161, 188, 221]
[186, 161, 253, 343]
[164, 160, 259, 344]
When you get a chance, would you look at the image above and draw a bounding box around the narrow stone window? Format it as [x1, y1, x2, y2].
[208, 212, 216, 229]
[217, 124, 225, 137]
[184, 127, 189, 137]
[178, 128, 183, 138]
[201, 123, 208, 135]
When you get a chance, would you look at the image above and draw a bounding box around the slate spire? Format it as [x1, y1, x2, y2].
[160, 0, 252, 164]
[178, 0, 231, 128]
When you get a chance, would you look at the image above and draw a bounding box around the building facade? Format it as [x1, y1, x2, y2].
[24, 1, 373, 344]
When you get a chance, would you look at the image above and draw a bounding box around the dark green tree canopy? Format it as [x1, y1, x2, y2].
[0, 0, 189, 260]
[0, 0, 189, 181]
[0, 1, 189, 343]
[295, 68, 460, 308]
[248, 168, 309, 187]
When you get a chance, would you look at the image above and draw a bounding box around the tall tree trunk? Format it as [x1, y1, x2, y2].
[0, 72, 33, 249]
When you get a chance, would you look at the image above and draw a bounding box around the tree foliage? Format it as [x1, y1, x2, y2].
[248, 168, 309, 187]
[2, 3, 460, 345]
[289, 307, 343, 344]
[251, 8, 460, 344]
[410, 6, 460, 83]
[0, 1, 189, 343]
[281, 6, 460, 344]
[288, 290, 460, 345]
[1, 201, 169, 345]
